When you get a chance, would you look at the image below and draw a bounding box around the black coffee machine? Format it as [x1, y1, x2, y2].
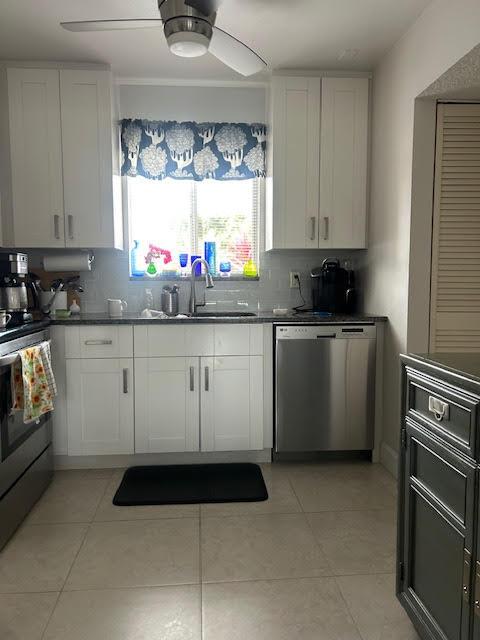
[311, 258, 356, 314]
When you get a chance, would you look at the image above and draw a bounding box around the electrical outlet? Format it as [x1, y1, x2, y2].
[289, 272, 300, 288]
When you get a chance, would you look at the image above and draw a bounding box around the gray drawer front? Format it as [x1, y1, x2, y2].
[406, 368, 479, 458]
[408, 419, 471, 525]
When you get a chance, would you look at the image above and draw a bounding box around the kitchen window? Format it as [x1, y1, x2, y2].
[128, 176, 260, 278]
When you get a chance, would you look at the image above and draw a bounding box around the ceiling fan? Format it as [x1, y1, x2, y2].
[60, 0, 267, 77]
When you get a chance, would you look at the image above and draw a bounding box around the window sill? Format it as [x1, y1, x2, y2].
[129, 275, 260, 282]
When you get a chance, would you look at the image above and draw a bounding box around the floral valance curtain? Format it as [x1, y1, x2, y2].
[121, 119, 266, 181]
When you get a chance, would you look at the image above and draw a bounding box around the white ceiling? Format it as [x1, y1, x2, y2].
[0, 0, 432, 80]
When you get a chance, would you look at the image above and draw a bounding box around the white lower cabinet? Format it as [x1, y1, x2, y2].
[134, 357, 199, 453]
[66, 358, 134, 455]
[134, 355, 264, 454]
[201, 356, 264, 452]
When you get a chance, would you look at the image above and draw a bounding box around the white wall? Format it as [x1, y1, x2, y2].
[119, 83, 267, 122]
[366, 0, 480, 460]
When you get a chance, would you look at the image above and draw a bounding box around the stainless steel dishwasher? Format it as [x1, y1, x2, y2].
[275, 324, 376, 453]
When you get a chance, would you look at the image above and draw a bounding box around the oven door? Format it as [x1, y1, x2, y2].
[0, 353, 47, 463]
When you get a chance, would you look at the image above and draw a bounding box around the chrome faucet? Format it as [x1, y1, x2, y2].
[189, 258, 214, 315]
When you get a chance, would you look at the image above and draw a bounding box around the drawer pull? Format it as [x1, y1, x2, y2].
[189, 366, 195, 392]
[123, 368, 128, 394]
[84, 340, 113, 346]
[463, 549, 472, 605]
[204, 366, 210, 392]
[428, 396, 449, 422]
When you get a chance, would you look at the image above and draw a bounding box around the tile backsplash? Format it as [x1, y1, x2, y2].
[30, 248, 366, 315]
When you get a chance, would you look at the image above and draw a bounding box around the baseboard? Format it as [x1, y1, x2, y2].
[380, 442, 398, 479]
[54, 449, 273, 470]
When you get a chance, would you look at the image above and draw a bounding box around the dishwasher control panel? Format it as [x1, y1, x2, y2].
[275, 324, 376, 340]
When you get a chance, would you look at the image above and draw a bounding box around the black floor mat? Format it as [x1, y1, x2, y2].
[113, 463, 269, 506]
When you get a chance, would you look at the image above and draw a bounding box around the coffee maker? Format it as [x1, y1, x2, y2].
[0, 253, 34, 325]
[311, 258, 356, 314]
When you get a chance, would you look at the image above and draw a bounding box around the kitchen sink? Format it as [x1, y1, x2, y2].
[191, 311, 257, 318]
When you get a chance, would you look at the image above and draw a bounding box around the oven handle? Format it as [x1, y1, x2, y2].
[0, 340, 51, 368]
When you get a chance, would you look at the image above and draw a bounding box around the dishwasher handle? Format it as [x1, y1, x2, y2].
[316, 334, 336, 339]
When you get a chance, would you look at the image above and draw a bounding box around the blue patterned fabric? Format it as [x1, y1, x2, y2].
[121, 119, 266, 181]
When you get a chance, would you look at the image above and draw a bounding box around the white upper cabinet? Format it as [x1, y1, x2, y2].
[266, 75, 369, 250]
[319, 78, 369, 249]
[3, 66, 122, 249]
[7, 68, 65, 247]
[267, 77, 321, 249]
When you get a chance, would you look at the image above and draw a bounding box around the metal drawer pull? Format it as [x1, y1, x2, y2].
[428, 396, 450, 422]
[53, 214, 60, 240]
[323, 216, 329, 240]
[205, 366, 210, 392]
[84, 340, 113, 346]
[67, 215, 74, 240]
[190, 366, 195, 391]
[310, 216, 316, 241]
[122, 368, 128, 394]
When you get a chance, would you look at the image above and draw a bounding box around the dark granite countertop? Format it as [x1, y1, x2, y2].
[405, 353, 480, 385]
[50, 311, 387, 326]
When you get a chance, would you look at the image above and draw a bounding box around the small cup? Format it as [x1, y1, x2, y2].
[107, 299, 128, 318]
[0, 310, 12, 330]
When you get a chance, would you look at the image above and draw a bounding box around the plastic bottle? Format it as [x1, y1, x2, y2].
[243, 258, 258, 278]
[131, 240, 146, 277]
[69, 299, 81, 315]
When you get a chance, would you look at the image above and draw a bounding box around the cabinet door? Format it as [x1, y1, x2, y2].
[201, 356, 263, 452]
[134, 357, 199, 453]
[7, 68, 64, 247]
[66, 358, 134, 455]
[60, 69, 118, 249]
[319, 77, 369, 248]
[269, 76, 320, 249]
[398, 419, 475, 640]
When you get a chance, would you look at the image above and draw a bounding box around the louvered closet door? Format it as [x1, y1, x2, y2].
[430, 104, 480, 352]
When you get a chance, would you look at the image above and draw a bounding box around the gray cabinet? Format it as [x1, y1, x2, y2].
[398, 355, 480, 640]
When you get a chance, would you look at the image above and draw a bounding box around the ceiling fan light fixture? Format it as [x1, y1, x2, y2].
[167, 31, 210, 57]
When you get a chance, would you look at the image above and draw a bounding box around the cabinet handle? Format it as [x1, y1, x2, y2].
[310, 217, 316, 241]
[84, 340, 113, 346]
[463, 548, 472, 605]
[123, 368, 128, 394]
[428, 396, 449, 422]
[204, 366, 210, 392]
[323, 216, 329, 241]
[67, 214, 74, 240]
[189, 366, 195, 391]
[53, 215, 60, 240]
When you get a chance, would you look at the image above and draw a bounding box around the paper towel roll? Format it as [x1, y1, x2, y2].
[42, 253, 94, 272]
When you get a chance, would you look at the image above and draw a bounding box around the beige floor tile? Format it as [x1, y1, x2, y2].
[0, 523, 87, 593]
[53, 468, 115, 480]
[201, 513, 331, 583]
[337, 573, 420, 640]
[25, 472, 110, 525]
[203, 577, 361, 640]
[0, 592, 59, 640]
[288, 462, 396, 512]
[43, 586, 201, 640]
[94, 470, 200, 521]
[201, 464, 301, 518]
[65, 518, 200, 590]
[307, 509, 396, 575]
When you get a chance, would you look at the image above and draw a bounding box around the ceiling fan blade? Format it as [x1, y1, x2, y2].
[209, 27, 266, 76]
[184, 0, 222, 17]
[60, 19, 163, 32]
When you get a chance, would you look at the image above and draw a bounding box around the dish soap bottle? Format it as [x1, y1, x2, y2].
[69, 299, 81, 315]
[131, 240, 146, 277]
[243, 258, 258, 278]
